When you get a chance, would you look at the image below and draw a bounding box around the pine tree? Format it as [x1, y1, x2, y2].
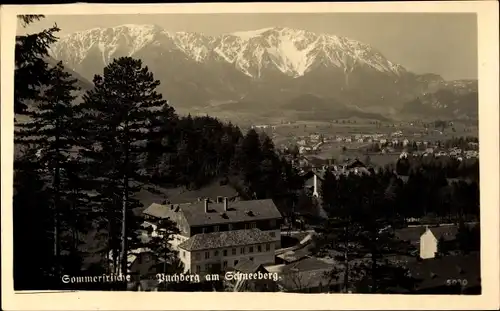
[142, 218, 184, 290]
[314, 173, 365, 292]
[76, 57, 171, 275]
[15, 61, 81, 279]
[315, 173, 414, 293]
[15, 15, 60, 115]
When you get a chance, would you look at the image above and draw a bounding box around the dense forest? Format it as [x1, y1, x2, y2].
[311, 166, 480, 293]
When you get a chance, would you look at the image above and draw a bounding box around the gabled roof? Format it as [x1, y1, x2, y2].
[395, 224, 476, 243]
[395, 227, 427, 243]
[233, 258, 267, 274]
[279, 257, 339, 291]
[281, 257, 333, 273]
[428, 226, 459, 241]
[180, 199, 282, 226]
[143, 202, 187, 219]
[344, 159, 366, 169]
[178, 228, 276, 251]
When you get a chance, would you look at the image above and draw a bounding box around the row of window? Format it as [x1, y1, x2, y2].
[191, 243, 272, 261]
[200, 220, 277, 233]
[194, 258, 254, 273]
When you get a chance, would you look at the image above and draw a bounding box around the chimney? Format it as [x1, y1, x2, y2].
[224, 197, 228, 211]
[204, 199, 209, 213]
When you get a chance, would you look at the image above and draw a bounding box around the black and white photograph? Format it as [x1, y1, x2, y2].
[1, 2, 499, 310]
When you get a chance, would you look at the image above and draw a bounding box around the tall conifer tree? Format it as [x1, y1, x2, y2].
[15, 61, 80, 278]
[76, 57, 172, 275]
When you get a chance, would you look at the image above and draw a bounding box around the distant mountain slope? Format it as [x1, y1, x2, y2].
[282, 94, 390, 121]
[45, 57, 94, 92]
[15, 57, 93, 123]
[48, 24, 478, 120]
[401, 88, 478, 120]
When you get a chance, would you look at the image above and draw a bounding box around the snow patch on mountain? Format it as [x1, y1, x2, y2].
[231, 27, 275, 40]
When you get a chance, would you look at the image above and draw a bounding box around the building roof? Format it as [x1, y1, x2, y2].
[180, 199, 282, 226]
[395, 227, 427, 244]
[142, 202, 188, 220]
[428, 226, 459, 241]
[143, 198, 281, 226]
[178, 228, 276, 251]
[277, 245, 314, 264]
[279, 257, 340, 291]
[344, 159, 366, 169]
[406, 253, 481, 291]
[395, 225, 462, 243]
[233, 258, 266, 274]
[281, 256, 333, 273]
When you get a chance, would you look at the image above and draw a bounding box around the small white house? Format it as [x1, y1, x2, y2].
[420, 227, 438, 259]
[419, 226, 459, 259]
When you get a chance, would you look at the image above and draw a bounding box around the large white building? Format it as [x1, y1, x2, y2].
[178, 228, 276, 275]
[142, 197, 282, 275]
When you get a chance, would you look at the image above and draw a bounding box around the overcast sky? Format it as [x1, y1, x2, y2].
[19, 13, 477, 80]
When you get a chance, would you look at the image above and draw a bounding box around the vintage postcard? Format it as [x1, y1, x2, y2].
[1, 2, 499, 310]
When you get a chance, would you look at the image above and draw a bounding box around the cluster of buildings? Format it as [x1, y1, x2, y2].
[399, 145, 479, 160]
[118, 153, 479, 293]
[123, 179, 339, 292]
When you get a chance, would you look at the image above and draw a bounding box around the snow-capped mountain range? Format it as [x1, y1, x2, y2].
[50, 24, 405, 79]
[49, 24, 477, 119]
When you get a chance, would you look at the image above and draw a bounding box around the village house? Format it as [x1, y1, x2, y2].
[310, 133, 322, 142]
[278, 257, 341, 293]
[163, 180, 240, 205]
[178, 228, 277, 277]
[419, 226, 459, 259]
[142, 198, 282, 276]
[394, 225, 462, 260]
[297, 139, 306, 146]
